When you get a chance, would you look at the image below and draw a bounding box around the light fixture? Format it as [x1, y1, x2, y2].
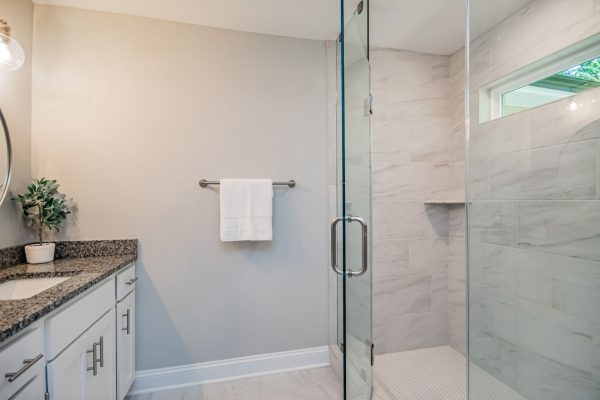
[0, 18, 24, 72]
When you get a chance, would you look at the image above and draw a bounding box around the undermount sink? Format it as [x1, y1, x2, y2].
[0, 277, 70, 300]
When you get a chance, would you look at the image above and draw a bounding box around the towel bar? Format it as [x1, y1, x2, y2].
[199, 179, 296, 188]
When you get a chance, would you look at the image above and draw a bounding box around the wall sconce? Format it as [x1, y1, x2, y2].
[0, 18, 24, 72]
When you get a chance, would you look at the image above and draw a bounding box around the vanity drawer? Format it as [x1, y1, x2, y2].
[0, 328, 44, 398]
[116, 263, 136, 301]
[45, 278, 113, 360]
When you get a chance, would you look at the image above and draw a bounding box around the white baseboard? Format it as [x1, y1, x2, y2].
[129, 346, 330, 395]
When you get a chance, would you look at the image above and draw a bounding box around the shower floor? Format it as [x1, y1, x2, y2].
[374, 346, 526, 400]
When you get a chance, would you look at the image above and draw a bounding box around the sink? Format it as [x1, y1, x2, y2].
[0, 277, 70, 300]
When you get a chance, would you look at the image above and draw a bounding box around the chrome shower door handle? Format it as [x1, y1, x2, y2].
[330, 217, 346, 276]
[347, 216, 368, 277]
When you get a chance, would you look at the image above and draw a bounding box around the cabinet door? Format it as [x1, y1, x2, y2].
[47, 309, 116, 400]
[7, 374, 45, 400]
[116, 291, 135, 399]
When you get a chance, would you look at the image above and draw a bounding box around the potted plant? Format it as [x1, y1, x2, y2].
[13, 178, 73, 264]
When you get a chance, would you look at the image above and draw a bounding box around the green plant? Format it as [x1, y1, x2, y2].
[13, 178, 73, 245]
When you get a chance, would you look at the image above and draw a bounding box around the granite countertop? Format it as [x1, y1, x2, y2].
[0, 240, 137, 343]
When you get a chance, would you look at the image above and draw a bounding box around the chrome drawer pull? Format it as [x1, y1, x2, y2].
[125, 277, 138, 286]
[122, 309, 131, 335]
[97, 336, 104, 368]
[5, 354, 43, 382]
[87, 343, 98, 376]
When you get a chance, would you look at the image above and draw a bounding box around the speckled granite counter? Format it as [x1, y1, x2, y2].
[0, 240, 137, 343]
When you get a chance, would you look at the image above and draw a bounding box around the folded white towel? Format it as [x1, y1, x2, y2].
[219, 179, 273, 242]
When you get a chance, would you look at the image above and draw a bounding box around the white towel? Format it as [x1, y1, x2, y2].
[219, 179, 273, 242]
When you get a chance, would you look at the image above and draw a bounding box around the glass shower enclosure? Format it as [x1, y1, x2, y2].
[468, 1, 600, 399]
[334, 0, 373, 399]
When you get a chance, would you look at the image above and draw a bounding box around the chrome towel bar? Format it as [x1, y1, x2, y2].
[199, 179, 296, 188]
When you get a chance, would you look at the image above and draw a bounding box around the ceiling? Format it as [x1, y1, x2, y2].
[33, 0, 532, 55]
[371, 0, 532, 55]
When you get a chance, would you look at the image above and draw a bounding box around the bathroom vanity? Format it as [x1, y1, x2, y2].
[0, 241, 137, 400]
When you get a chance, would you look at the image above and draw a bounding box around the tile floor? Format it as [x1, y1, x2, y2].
[127, 368, 342, 400]
[127, 346, 526, 400]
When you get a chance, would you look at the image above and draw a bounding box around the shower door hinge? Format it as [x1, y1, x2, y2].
[371, 343, 375, 366]
[45, 392, 50, 400]
[364, 94, 373, 117]
[339, 342, 345, 353]
[365, 340, 374, 366]
[357, 0, 364, 15]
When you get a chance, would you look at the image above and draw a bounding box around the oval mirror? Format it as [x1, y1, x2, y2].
[0, 108, 12, 207]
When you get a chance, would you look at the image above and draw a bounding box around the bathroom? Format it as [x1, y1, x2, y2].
[0, 0, 599, 399]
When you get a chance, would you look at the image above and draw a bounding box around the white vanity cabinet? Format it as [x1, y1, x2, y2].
[47, 309, 116, 400]
[116, 264, 136, 399]
[116, 291, 135, 399]
[0, 262, 137, 400]
[0, 326, 45, 400]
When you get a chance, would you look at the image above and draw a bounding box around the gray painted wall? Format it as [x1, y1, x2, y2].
[31, 5, 330, 370]
[0, 0, 33, 248]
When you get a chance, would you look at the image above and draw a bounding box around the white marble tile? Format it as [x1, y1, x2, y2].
[517, 201, 600, 261]
[470, 243, 553, 308]
[371, 48, 450, 105]
[448, 238, 466, 291]
[373, 275, 431, 318]
[593, 325, 600, 383]
[431, 274, 448, 311]
[553, 257, 600, 323]
[448, 236, 466, 355]
[534, 89, 600, 146]
[471, 112, 536, 159]
[448, 294, 466, 355]
[408, 119, 461, 163]
[127, 367, 342, 400]
[373, 162, 459, 202]
[512, 342, 600, 400]
[373, 239, 409, 279]
[408, 238, 449, 275]
[449, 206, 466, 240]
[374, 201, 449, 240]
[469, 201, 517, 246]
[374, 311, 448, 355]
[488, 291, 595, 374]
[469, 159, 491, 200]
[597, 139, 600, 199]
[469, 284, 490, 330]
[490, 141, 597, 200]
[477, 0, 600, 87]
[371, 117, 410, 163]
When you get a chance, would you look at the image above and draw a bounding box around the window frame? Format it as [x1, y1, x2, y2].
[479, 35, 600, 122]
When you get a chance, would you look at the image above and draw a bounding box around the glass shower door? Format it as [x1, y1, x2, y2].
[468, 2, 600, 399]
[333, 0, 372, 399]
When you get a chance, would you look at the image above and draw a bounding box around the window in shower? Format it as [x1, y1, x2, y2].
[480, 34, 600, 122]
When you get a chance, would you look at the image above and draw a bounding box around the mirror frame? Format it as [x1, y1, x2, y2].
[0, 108, 12, 207]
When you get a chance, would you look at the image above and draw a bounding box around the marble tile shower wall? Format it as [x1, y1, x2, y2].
[371, 48, 465, 355]
[448, 49, 467, 356]
[469, 1, 600, 398]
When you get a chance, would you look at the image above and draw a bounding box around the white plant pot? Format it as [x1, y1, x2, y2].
[25, 243, 56, 264]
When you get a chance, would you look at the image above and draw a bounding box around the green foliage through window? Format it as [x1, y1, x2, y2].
[557, 57, 600, 83]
